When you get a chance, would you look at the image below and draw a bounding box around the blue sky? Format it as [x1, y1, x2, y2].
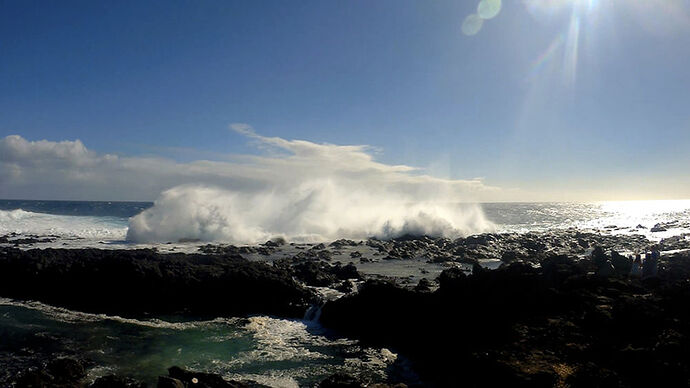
[1, 0, 689, 201]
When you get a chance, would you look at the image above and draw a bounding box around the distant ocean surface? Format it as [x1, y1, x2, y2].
[2, 199, 690, 245]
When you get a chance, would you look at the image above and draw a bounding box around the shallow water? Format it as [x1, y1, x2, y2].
[0, 298, 409, 387]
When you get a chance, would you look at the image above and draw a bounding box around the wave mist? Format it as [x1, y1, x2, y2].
[127, 182, 493, 244]
[127, 126, 497, 244]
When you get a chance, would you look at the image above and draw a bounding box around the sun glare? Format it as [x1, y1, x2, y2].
[599, 200, 690, 219]
[523, 0, 690, 85]
[523, 0, 601, 86]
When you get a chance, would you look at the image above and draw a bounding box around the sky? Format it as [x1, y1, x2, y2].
[1, 0, 689, 202]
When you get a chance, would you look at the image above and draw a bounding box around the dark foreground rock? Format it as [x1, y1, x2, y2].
[13, 362, 405, 388]
[91, 375, 148, 388]
[161, 366, 269, 388]
[320, 251, 690, 387]
[13, 357, 87, 388]
[0, 247, 314, 318]
[277, 260, 361, 288]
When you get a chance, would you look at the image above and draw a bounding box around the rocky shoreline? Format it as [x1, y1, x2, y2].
[2, 230, 690, 387]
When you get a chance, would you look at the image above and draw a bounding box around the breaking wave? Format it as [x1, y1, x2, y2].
[126, 182, 495, 244]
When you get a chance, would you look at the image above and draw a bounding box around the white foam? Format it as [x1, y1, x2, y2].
[127, 183, 495, 244]
[0, 209, 128, 240]
[0, 297, 240, 330]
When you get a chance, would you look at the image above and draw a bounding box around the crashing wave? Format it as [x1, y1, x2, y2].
[127, 182, 494, 244]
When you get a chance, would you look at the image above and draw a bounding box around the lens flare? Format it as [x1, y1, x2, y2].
[523, 0, 594, 86]
[527, 34, 564, 81]
[563, 10, 581, 86]
[478, 0, 502, 20]
[462, 14, 484, 36]
[462, 0, 502, 36]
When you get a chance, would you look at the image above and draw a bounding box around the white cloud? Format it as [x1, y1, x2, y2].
[0, 128, 501, 202]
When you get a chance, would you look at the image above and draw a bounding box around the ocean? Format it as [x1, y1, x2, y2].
[1, 199, 690, 385]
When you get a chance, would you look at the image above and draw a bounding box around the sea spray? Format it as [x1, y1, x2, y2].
[126, 181, 495, 244]
[0, 208, 128, 239]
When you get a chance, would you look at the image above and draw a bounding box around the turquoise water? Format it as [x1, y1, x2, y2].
[0, 298, 407, 386]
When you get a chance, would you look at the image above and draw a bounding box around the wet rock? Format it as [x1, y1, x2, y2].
[501, 250, 521, 263]
[291, 261, 361, 288]
[591, 246, 608, 267]
[255, 247, 273, 255]
[198, 244, 257, 256]
[158, 376, 185, 388]
[349, 251, 362, 259]
[14, 369, 55, 387]
[660, 234, 690, 252]
[414, 278, 432, 292]
[293, 261, 338, 287]
[651, 223, 668, 232]
[13, 357, 86, 387]
[437, 267, 467, 292]
[318, 373, 364, 388]
[329, 239, 358, 248]
[335, 279, 354, 293]
[46, 357, 86, 384]
[263, 237, 286, 247]
[456, 255, 479, 265]
[92, 375, 147, 388]
[14, 237, 56, 245]
[337, 263, 360, 280]
[165, 366, 269, 388]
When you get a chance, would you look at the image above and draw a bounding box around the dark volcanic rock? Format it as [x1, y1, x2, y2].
[320, 251, 690, 388]
[292, 261, 339, 287]
[158, 376, 185, 388]
[651, 223, 668, 232]
[611, 250, 633, 275]
[318, 373, 364, 387]
[165, 366, 269, 388]
[278, 260, 362, 288]
[414, 278, 433, 292]
[329, 239, 359, 248]
[46, 357, 86, 384]
[13, 357, 87, 387]
[0, 247, 314, 318]
[92, 375, 148, 388]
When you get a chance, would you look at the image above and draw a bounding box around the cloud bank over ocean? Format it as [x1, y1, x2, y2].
[1, 126, 499, 243]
